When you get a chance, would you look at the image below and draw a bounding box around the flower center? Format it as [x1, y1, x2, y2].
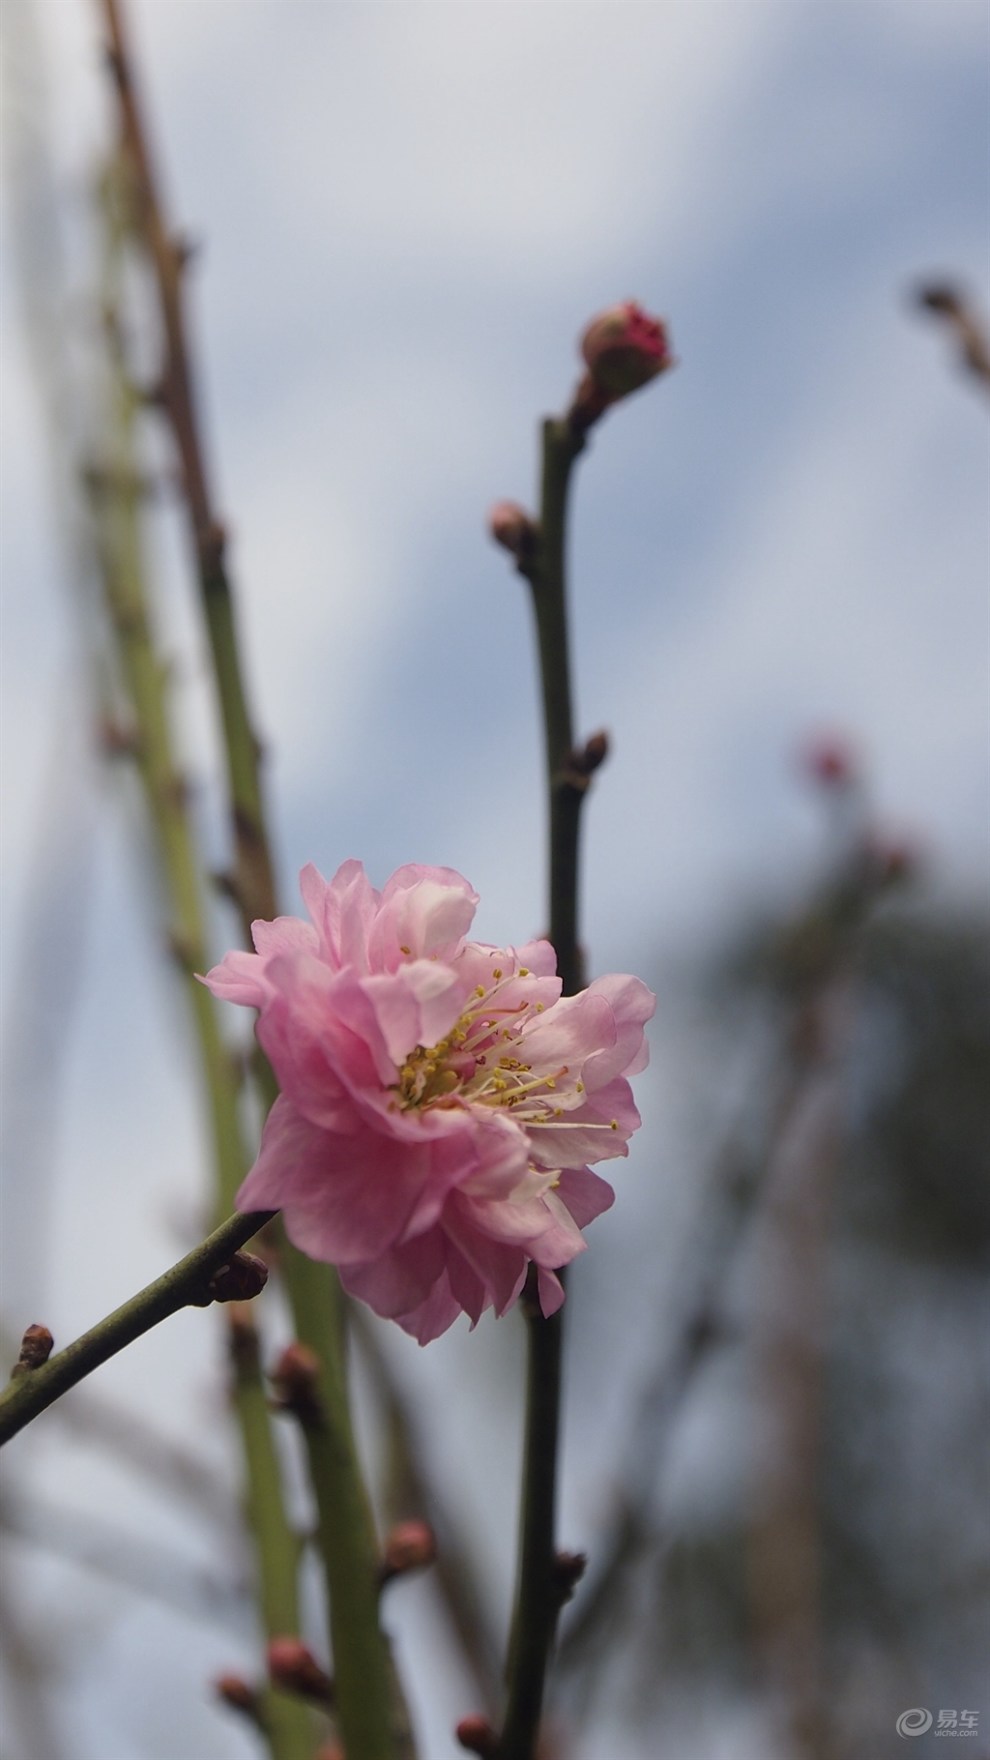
[393, 970, 571, 1124]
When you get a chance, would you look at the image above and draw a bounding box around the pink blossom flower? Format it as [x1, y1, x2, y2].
[202, 862, 654, 1344]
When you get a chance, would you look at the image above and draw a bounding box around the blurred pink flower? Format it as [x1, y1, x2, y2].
[202, 862, 654, 1344]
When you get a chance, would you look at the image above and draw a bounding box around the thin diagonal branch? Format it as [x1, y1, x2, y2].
[0, 1208, 273, 1446]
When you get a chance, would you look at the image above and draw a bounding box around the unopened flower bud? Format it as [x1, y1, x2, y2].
[867, 834, 918, 888]
[455, 1713, 499, 1756]
[266, 1636, 334, 1706]
[207, 1251, 269, 1304]
[270, 1342, 323, 1426]
[11, 1323, 54, 1378]
[580, 301, 672, 398]
[803, 735, 856, 789]
[488, 500, 536, 560]
[381, 1520, 437, 1585]
[215, 1674, 261, 1722]
[552, 1548, 587, 1604]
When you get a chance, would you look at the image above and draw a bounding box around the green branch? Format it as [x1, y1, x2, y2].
[97, 9, 408, 1752]
[90, 159, 312, 1759]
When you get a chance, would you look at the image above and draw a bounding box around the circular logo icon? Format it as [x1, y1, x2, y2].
[897, 1709, 933, 1737]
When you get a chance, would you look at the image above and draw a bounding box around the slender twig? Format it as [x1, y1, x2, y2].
[91, 156, 247, 1217]
[496, 417, 590, 1760]
[88, 160, 313, 1760]
[0, 1208, 273, 1445]
[353, 1307, 502, 1714]
[914, 281, 990, 391]
[101, 0, 275, 928]
[96, 11, 406, 1755]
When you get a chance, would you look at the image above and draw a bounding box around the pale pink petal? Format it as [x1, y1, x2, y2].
[339, 1227, 447, 1320]
[518, 989, 616, 1076]
[537, 1266, 566, 1316]
[252, 914, 320, 961]
[443, 1198, 532, 1316]
[300, 860, 380, 971]
[553, 1165, 616, 1228]
[457, 1110, 531, 1201]
[370, 866, 478, 970]
[393, 1271, 465, 1345]
[582, 974, 655, 1086]
[199, 949, 268, 1007]
[362, 962, 464, 1064]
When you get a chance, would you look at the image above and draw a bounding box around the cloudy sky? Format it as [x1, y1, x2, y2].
[1, 3, 987, 1757]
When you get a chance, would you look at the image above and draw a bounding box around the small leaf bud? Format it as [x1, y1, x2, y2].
[270, 1342, 324, 1427]
[215, 1674, 261, 1722]
[803, 734, 856, 789]
[266, 1636, 334, 1706]
[455, 1713, 499, 1756]
[552, 1549, 587, 1604]
[11, 1324, 54, 1378]
[207, 1251, 269, 1304]
[487, 500, 537, 561]
[381, 1519, 437, 1585]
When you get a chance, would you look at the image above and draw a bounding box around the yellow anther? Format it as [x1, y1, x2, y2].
[536, 1003, 544, 1013]
[475, 985, 485, 998]
[400, 944, 412, 955]
[610, 1120, 618, 1130]
[492, 968, 503, 980]
[519, 967, 530, 977]
[576, 1081, 584, 1093]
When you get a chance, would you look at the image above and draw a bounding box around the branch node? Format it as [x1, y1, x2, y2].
[551, 1548, 587, 1606]
[215, 1674, 263, 1726]
[267, 1636, 335, 1707]
[455, 1714, 499, 1756]
[269, 1342, 325, 1429]
[380, 1519, 437, 1588]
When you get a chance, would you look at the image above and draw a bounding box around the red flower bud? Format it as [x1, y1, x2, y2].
[580, 301, 672, 397]
[10, 1323, 54, 1378]
[455, 1714, 499, 1756]
[206, 1251, 269, 1304]
[803, 735, 856, 788]
[866, 834, 918, 888]
[270, 1341, 323, 1426]
[487, 500, 537, 560]
[381, 1519, 437, 1584]
[266, 1636, 334, 1706]
[215, 1674, 261, 1721]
